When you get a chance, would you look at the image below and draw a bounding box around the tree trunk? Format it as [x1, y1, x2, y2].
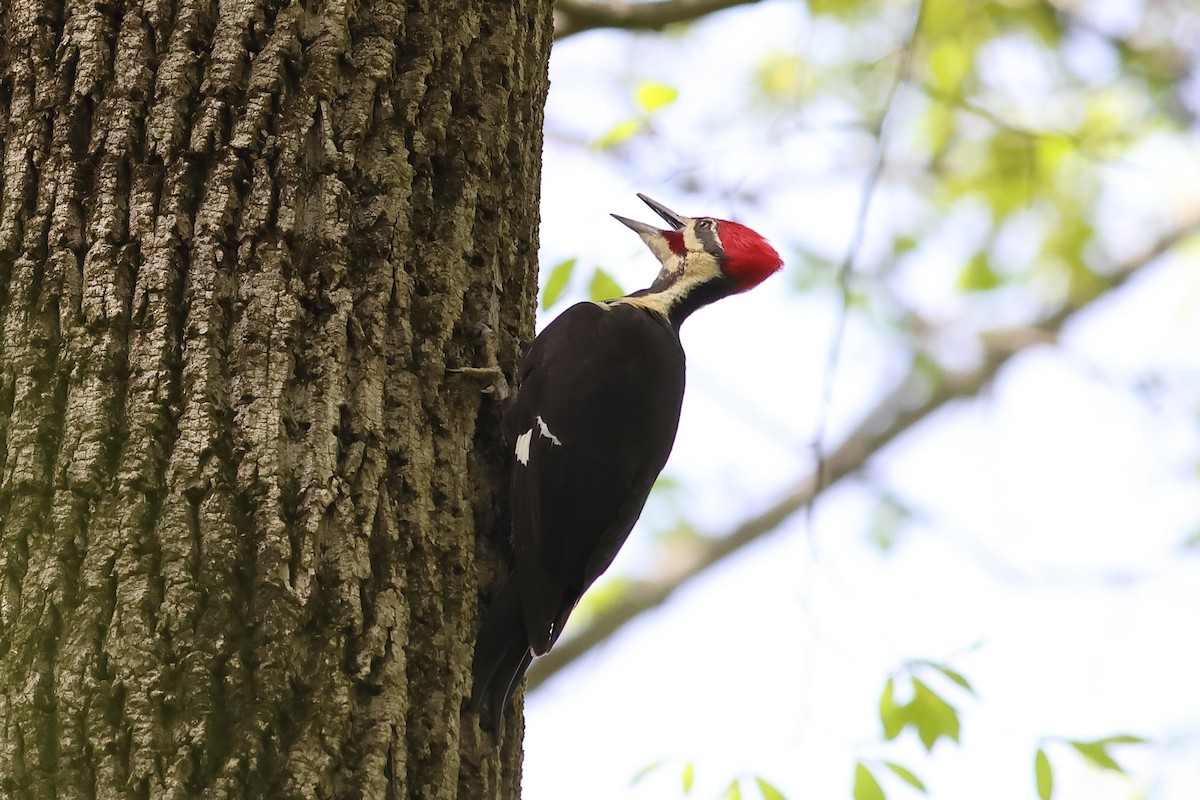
[0, 0, 551, 796]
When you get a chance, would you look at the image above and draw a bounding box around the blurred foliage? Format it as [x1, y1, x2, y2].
[626, 659, 1147, 800]
[752, 777, 788, 800]
[543, 0, 1200, 796]
[865, 492, 915, 552]
[567, 574, 633, 625]
[554, 0, 1200, 360]
[1035, 747, 1054, 800]
[631, 760, 789, 800]
[552, 0, 1200, 571]
[541, 257, 577, 310]
[636, 81, 680, 114]
[879, 762, 926, 794]
[593, 79, 682, 150]
[870, 660, 1146, 800]
[1034, 735, 1149, 799]
[588, 267, 625, 302]
[538, 258, 627, 310]
[1183, 526, 1200, 550]
[852, 763, 886, 800]
[879, 672, 964, 751]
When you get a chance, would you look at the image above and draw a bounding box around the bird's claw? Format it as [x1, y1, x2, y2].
[448, 365, 511, 401]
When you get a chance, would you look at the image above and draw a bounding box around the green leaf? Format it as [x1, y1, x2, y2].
[1035, 748, 1053, 800]
[893, 234, 919, 255]
[635, 81, 679, 114]
[755, 776, 787, 800]
[920, 102, 955, 156]
[911, 351, 945, 387]
[908, 678, 960, 751]
[721, 778, 743, 800]
[923, 0, 968, 37]
[593, 118, 643, 150]
[867, 494, 911, 553]
[651, 474, 681, 493]
[883, 761, 927, 793]
[1042, 214, 1101, 303]
[880, 676, 905, 740]
[1035, 136, 1074, 173]
[1007, 0, 1065, 44]
[921, 661, 975, 695]
[853, 763, 886, 800]
[572, 576, 633, 622]
[630, 759, 665, 786]
[1093, 734, 1148, 746]
[809, 0, 871, 17]
[754, 51, 810, 103]
[1184, 526, 1200, 550]
[928, 39, 971, 93]
[981, 133, 1036, 216]
[1079, 90, 1132, 149]
[682, 762, 695, 794]
[957, 253, 1002, 292]
[1069, 740, 1122, 772]
[541, 258, 576, 310]
[588, 267, 624, 302]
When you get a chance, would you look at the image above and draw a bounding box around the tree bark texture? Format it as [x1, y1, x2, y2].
[0, 0, 551, 796]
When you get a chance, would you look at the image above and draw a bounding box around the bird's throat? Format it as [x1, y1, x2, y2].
[613, 271, 737, 329]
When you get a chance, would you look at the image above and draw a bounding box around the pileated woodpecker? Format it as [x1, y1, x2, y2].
[469, 194, 782, 729]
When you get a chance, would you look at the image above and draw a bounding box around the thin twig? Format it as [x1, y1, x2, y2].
[810, 0, 927, 542]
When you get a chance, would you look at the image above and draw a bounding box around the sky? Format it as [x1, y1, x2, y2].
[518, 3, 1200, 799]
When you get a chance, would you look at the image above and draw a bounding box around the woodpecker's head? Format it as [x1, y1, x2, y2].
[611, 194, 781, 324]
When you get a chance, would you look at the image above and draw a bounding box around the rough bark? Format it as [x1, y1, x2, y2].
[0, 0, 551, 797]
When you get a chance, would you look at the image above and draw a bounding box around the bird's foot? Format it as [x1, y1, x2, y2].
[448, 365, 511, 400]
[448, 323, 511, 400]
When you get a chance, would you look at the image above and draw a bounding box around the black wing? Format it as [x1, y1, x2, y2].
[469, 302, 686, 727]
[507, 302, 686, 654]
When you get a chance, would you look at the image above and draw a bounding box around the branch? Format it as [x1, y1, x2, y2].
[813, 0, 926, 518]
[526, 219, 1200, 690]
[554, 0, 763, 40]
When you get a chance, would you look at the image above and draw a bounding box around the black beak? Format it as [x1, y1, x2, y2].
[611, 193, 690, 235]
[636, 194, 687, 230]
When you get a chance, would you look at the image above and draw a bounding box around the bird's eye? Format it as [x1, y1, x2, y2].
[697, 219, 714, 230]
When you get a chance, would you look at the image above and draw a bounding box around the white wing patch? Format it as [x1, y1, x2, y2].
[515, 429, 533, 465]
[515, 416, 563, 466]
[536, 416, 562, 446]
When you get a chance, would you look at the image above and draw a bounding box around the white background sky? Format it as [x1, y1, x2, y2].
[518, 2, 1200, 798]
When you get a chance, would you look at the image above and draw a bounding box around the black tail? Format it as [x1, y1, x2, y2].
[468, 574, 533, 731]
